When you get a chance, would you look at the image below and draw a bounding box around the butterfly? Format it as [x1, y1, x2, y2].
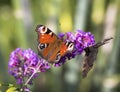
[35, 25, 74, 63]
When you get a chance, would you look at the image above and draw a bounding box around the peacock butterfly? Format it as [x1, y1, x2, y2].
[35, 25, 74, 63]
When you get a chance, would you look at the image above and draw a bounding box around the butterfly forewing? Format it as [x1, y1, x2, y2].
[36, 25, 57, 43]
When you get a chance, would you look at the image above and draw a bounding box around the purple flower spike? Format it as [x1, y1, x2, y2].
[8, 48, 50, 84]
[55, 30, 95, 66]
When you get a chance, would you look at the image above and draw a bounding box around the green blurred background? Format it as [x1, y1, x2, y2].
[0, 0, 120, 92]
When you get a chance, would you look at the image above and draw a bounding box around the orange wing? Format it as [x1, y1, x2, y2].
[60, 42, 68, 56]
[35, 25, 58, 44]
[60, 41, 74, 56]
[35, 25, 61, 63]
[38, 33, 57, 43]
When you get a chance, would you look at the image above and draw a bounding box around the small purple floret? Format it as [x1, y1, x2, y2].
[75, 30, 95, 53]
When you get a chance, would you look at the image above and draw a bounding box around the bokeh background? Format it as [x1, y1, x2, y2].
[0, 0, 120, 92]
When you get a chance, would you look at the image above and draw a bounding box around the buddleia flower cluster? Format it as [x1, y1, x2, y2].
[8, 48, 50, 91]
[54, 30, 95, 66]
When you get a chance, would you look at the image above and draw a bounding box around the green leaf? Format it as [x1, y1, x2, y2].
[6, 87, 18, 92]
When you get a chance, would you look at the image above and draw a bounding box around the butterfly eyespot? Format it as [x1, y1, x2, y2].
[55, 53, 61, 62]
[40, 26, 47, 34]
[38, 43, 48, 51]
[67, 43, 74, 51]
